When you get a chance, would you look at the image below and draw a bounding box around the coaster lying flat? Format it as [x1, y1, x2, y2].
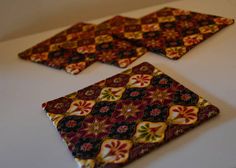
[18, 22, 146, 74]
[18, 22, 97, 74]
[99, 7, 234, 59]
[42, 62, 220, 168]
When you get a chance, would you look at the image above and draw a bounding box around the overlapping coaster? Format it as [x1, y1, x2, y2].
[19, 22, 146, 74]
[99, 7, 234, 59]
[18, 22, 97, 74]
[18, 7, 234, 74]
[64, 28, 146, 69]
[42, 62, 220, 168]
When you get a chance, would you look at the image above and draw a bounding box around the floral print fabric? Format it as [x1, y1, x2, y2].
[42, 62, 220, 168]
[19, 7, 234, 74]
[18, 23, 97, 74]
[99, 7, 234, 59]
[18, 22, 146, 74]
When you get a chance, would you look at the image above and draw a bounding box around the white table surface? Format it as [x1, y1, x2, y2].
[1, 0, 236, 168]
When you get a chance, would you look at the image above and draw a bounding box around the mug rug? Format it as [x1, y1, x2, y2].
[18, 22, 146, 74]
[18, 22, 97, 74]
[99, 7, 234, 59]
[42, 62, 220, 168]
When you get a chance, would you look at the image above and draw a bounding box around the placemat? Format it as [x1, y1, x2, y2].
[42, 62, 220, 168]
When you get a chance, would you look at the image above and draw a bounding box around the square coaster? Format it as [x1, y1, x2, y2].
[100, 7, 234, 59]
[42, 62, 220, 168]
[18, 22, 97, 74]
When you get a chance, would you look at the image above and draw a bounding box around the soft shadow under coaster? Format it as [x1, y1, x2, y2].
[42, 62, 220, 168]
[98, 7, 234, 59]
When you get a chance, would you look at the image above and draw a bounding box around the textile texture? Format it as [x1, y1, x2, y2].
[18, 23, 97, 74]
[99, 7, 234, 59]
[19, 7, 234, 74]
[42, 62, 220, 168]
[18, 23, 146, 75]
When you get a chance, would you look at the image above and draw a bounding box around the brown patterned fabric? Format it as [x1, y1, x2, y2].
[71, 28, 146, 69]
[42, 62, 220, 168]
[18, 22, 146, 74]
[18, 7, 234, 74]
[99, 7, 234, 59]
[18, 23, 97, 74]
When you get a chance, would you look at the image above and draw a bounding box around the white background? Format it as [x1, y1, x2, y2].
[0, 0, 236, 168]
[0, 0, 176, 41]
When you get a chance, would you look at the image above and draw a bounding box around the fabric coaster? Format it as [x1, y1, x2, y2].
[19, 23, 146, 74]
[99, 7, 234, 59]
[18, 22, 97, 74]
[42, 62, 220, 168]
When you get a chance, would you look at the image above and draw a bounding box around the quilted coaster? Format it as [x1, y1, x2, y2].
[18, 22, 97, 74]
[99, 7, 234, 59]
[42, 62, 220, 168]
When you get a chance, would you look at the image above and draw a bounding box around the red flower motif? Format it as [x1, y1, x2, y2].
[30, 53, 48, 62]
[65, 62, 86, 75]
[183, 34, 203, 46]
[141, 23, 160, 32]
[214, 17, 234, 25]
[77, 45, 96, 54]
[95, 34, 113, 44]
[168, 105, 199, 125]
[165, 47, 187, 59]
[199, 25, 219, 34]
[68, 100, 95, 116]
[98, 139, 132, 163]
[128, 74, 152, 88]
